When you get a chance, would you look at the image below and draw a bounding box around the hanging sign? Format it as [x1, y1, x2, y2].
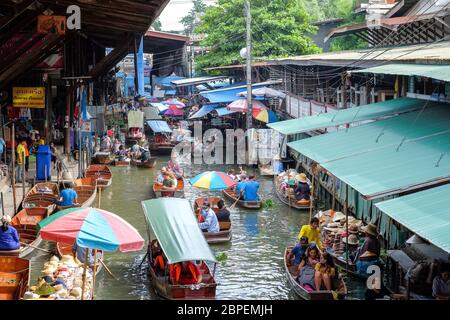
[13, 87, 45, 108]
[37, 16, 67, 35]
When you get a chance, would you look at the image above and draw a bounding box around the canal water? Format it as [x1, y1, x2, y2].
[29, 156, 366, 300]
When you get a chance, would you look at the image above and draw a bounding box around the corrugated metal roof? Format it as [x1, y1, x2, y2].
[268, 97, 439, 135]
[171, 76, 229, 87]
[146, 120, 172, 133]
[375, 184, 450, 253]
[288, 104, 450, 163]
[319, 132, 450, 199]
[353, 63, 450, 82]
[188, 104, 215, 119]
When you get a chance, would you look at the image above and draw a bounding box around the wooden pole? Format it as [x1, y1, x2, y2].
[11, 123, 17, 215]
[97, 187, 101, 208]
[309, 176, 314, 222]
[1, 192, 4, 216]
[91, 249, 98, 300]
[344, 184, 349, 275]
[81, 247, 89, 300]
[98, 259, 116, 279]
[22, 160, 25, 202]
[331, 175, 336, 211]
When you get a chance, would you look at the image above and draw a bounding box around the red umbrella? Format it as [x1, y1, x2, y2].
[162, 105, 184, 117]
[227, 99, 267, 112]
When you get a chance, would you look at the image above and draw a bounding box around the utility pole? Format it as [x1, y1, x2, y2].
[245, 0, 252, 130]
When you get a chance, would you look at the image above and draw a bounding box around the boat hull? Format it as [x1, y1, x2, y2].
[85, 165, 113, 190]
[131, 157, 157, 168]
[222, 189, 261, 209]
[194, 197, 232, 244]
[274, 176, 310, 211]
[0, 256, 30, 300]
[153, 178, 184, 198]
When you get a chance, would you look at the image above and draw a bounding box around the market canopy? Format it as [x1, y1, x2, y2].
[143, 106, 162, 120]
[150, 103, 169, 112]
[375, 184, 450, 253]
[154, 75, 185, 88]
[288, 104, 450, 164]
[146, 120, 172, 133]
[171, 76, 229, 87]
[352, 64, 450, 82]
[238, 87, 287, 99]
[268, 97, 440, 136]
[141, 198, 217, 264]
[189, 104, 217, 119]
[215, 107, 237, 116]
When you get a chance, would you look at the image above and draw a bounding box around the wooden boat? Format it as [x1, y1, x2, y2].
[0, 208, 48, 257]
[22, 182, 59, 215]
[274, 175, 311, 210]
[56, 242, 103, 275]
[148, 136, 175, 154]
[55, 179, 97, 211]
[222, 188, 262, 209]
[113, 159, 130, 166]
[153, 178, 184, 198]
[93, 152, 114, 165]
[131, 157, 157, 168]
[0, 256, 30, 300]
[284, 246, 347, 300]
[193, 197, 232, 244]
[84, 165, 112, 189]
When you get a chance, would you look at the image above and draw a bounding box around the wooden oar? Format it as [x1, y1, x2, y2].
[20, 242, 53, 254]
[98, 259, 117, 279]
[229, 192, 242, 210]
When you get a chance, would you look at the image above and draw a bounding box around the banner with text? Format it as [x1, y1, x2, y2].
[13, 87, 46, 108]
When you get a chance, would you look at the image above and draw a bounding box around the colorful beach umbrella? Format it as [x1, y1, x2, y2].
[189, 171, 237, 191]
[252, 108, 278, 123]
[161, 105, 184, 117]
[37, 207, 145, 252]
[227, 99, 267, 113]
[162, 98, 186, 108]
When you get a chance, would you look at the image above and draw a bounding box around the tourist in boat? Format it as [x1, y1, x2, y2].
[227, 169, 237, 181]
[169, 261, 203, 285]
[216, 200, 231, 222]
[314, 251, 336, 291]
[0, 215, 20, 251]
[56, 186, 78, 207]
[198, 201, 220, 233]
[161, 171, 177, 197]
[297, 217, 323, 250]
[168, 154, 183, 178]
[242, 175, 260, 202]
[237, 166, 247, 181]
[294, 173, 311, 202]
[139, 147, 151, 162]
[432, 264, 450, 300]
[287, 236, 309, 267]
[234, 174, 247, 198]
[297, 245, 320, 291]
[154, 167, 168, 186]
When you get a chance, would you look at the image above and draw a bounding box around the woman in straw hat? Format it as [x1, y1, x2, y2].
[294, 173, 310, 202]
[0, 215, 20, 251]
[353, 224, 382, 276]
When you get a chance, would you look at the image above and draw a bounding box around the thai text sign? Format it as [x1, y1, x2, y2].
[37, 16, 66, 35]
[13, 87, 45, 108]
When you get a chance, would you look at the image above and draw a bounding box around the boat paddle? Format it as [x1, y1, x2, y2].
[138, 251, 149, 268]
[229, 192, 242, 210]
[20, 242, 54, 254]
[98, 259, 117, 279]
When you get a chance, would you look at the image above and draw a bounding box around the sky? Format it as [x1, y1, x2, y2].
[158, 0, 216, 32]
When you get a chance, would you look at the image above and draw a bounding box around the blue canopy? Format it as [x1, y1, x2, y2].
[200, 83, 267, 103]
[149, 103, 169, 112]
[165, 89, 176, 96]
[215, 107, 237, 116]
[146, 120, 172, 133]
[189, 104, 220, 119]
[154, 75, 185, 88]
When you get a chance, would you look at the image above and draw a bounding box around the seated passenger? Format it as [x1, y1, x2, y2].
[169, 261, 203, 285]
[314, 252, 336, 291]
[161, 172, 177, 197]
[227, 169, 237, 181]
[242, 175, 260, 201]
[0, 215, 20, 251]
[234, 175, 247, 197]
[297, 245, 320, 292]
[140, 147, 151, 161]
[154, 167, 168, 186]
[287, 236, 309, 266]
[216, 200, 230, 222]
[56, 186, 78, 207]
[198, 201, 220, 233]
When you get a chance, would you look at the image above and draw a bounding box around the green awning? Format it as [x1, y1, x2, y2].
[267, 97, 441, 135]
[141, 198, 217, 264]
[288, 104, 450, 164]
[319, 132, 450, 199]
[353, 64, 450, 82]
[375, 184, 450, 253]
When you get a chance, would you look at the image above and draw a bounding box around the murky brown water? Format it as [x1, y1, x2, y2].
[29, 156, 366, 299]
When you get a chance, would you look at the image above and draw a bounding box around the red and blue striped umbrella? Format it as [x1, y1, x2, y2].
[37, 207, 144, 252]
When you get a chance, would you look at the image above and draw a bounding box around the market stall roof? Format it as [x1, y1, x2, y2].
[146, 120, 172, 133]
[155, 75, 186, 87]
[141, 198, 217, 264]
[267, 97, 438, 136]
[171, 76, 229, 87]
[143, 106, 162, 120]
[199, 80, 282, 103]
[149, 103, 169, 112]
[288, 104, 450, 164]
[375, 184, 450, 253]
[352, 63, 450, 82]
[188, 104, 218, 119]
[215, 107, 238, 116]
[318, 131, 450, 200]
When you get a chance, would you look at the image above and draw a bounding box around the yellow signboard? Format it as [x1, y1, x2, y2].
[13, 87, 45, 108]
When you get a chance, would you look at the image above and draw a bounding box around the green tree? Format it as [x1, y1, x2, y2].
[180, 0, 208, 36]
[194, 0, 321, 70]
[152, 18, 162, 31]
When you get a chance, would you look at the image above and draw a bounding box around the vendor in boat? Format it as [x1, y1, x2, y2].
[169, 261, 203, 285]
[242, 175, 260, 202]
[198, 201, 220, 233]
[168, 154, 183, 178]
[353, 224, 381, 276]
[56, 186, 78, 207]
[287, 236, 309, 267]
[0, 215, 20, 251]
[340, 234, 360, 261]
[72, 243, 95, 268]
[314, 251, 336, 291]
[139, 147, 151, 162]
[432, 264, 450, 300]
[294, 173, 311, 203]
[216, 200, 231, 222]
[297, 217, 323, 251]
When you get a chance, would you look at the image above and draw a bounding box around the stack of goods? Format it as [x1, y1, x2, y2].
[23, 255, 94, 300]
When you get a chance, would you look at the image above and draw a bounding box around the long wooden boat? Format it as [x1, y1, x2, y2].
[93, 152, 114, 165]
[55, 179, 97, 211]
[0, 208, 48, 257]
[222, 188, 262, 209]
[131, 157, 157, 168]
[193, 197, 232, 244]
[148, 137, 175, 154]
[56, 243, 103, 276]
[22, 182, 59, 215]
[113, 159, 130, 166]
[0, 256, 30, 300]
[284, 246, 347, 300]
[274, 175, 311, 210]
[84, 165, 112, 190]
[153, 178, 184, 198]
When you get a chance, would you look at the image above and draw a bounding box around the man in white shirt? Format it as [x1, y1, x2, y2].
[198, 201, 219, 233]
